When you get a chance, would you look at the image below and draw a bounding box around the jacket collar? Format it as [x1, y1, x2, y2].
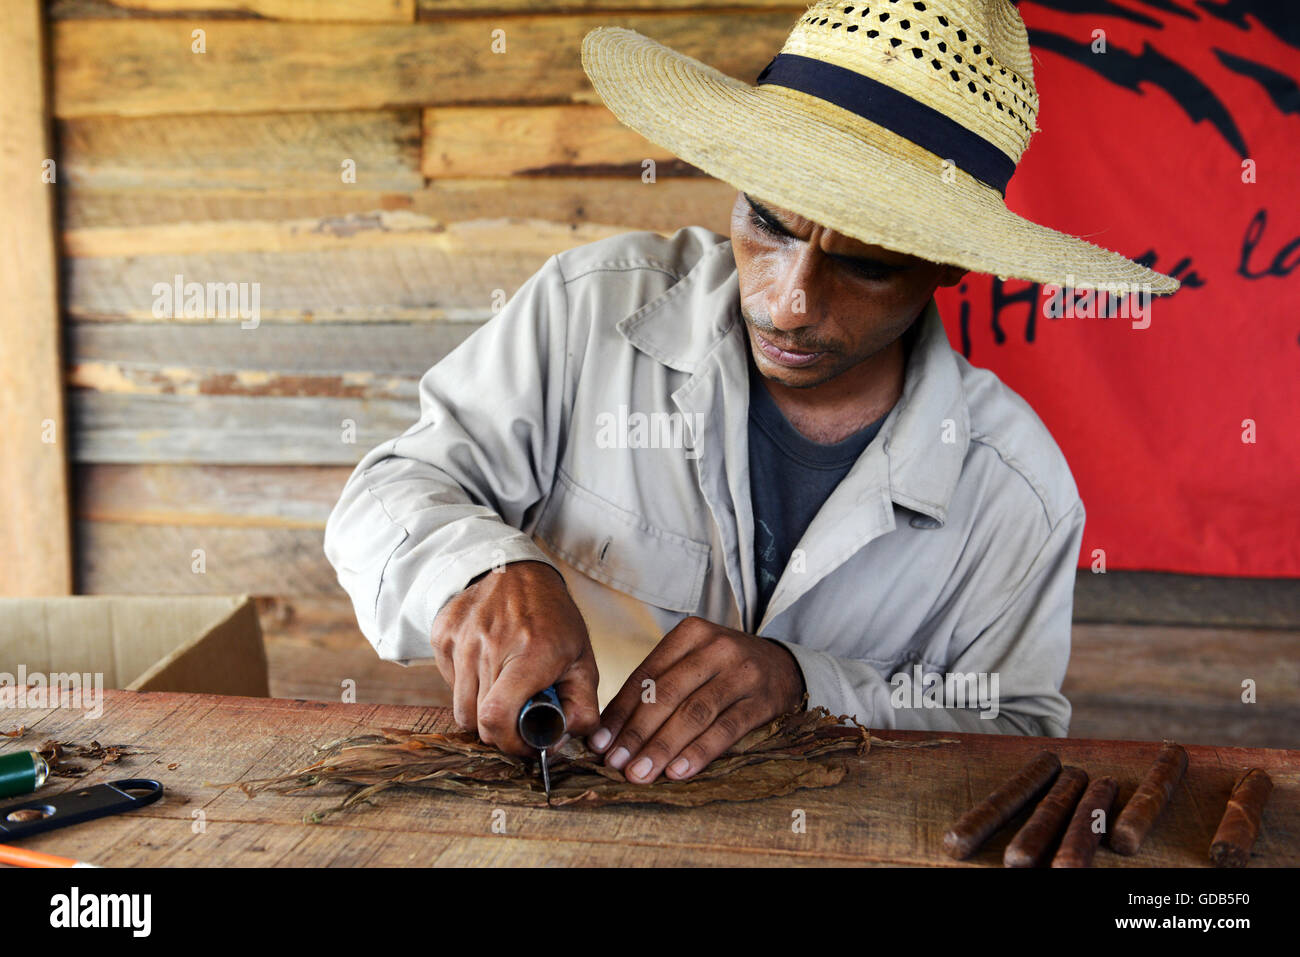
[617, 237, 970, 526]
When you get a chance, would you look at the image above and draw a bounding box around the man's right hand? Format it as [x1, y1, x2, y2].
[430, 560, 600, 756]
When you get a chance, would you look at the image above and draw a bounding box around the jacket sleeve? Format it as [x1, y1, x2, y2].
[323, 253, 572, 665]
[775, 500, 1085, 737]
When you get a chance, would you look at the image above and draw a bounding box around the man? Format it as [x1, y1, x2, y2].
[324, 0, 1178, 785]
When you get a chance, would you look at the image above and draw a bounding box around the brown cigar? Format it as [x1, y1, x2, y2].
[1004, 766, 1089, 867]
[943, 750, 1061, 860]
[1051, 776, 1118, 868]
[1209, 768, 1273, 868]
[1110, 742, 1188, 855]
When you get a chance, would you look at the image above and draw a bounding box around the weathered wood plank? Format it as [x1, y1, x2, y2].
[61, 179, 738, 230]
[417, 0, 802, 11]
[52, 14, 793, 117]
[2, 691, 1296, 866]
[50, 0, 416, 19]
[0, 1, 73, 595]
[71, 392, 417, 463]
[255, 595, 449, 705]
[75, 464, 350, 527]
[423, 104, 688, 178]
[64, 207, 633, 258]
[1065, 696, 1300, 753]
[1065, 624, 1300, 706]
[76, 522, 339, 594]
[57, 110, 422, 190]
[1074, 570, 1300, 630]
[1063, 622, 1300, 750]
[67, 320, 478, 399]
[49, 0, 802, 19]
[66, 247, 545, 321]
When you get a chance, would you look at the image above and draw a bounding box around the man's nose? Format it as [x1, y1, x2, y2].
[764, 244, 823, 332]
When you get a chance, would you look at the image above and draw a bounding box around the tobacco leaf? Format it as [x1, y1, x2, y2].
[227, 706, 958, 821]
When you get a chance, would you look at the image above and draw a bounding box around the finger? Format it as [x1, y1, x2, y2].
[450, 640, 479, 732]
[478, 654, 557, 756]
[604, 650, 718, 776]
[555, 648, 601, 737]
[593, 618, 701, 754]
[662, 699, 759, 782]
[430, 630, 455, 695]
[622, 677, 736, 784]
[476, 652, 497, 741]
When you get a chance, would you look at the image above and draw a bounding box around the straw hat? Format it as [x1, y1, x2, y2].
[581, 0, 1180, 294]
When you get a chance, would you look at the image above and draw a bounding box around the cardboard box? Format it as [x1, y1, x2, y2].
[0, 595, 268, 697]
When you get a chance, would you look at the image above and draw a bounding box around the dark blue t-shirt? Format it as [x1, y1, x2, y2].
[748, 368, 885, 624]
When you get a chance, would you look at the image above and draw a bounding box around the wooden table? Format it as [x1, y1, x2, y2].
[1, 690, 1295, 867]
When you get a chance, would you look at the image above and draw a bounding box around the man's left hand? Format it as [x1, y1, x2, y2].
[588, 616, 805, 783]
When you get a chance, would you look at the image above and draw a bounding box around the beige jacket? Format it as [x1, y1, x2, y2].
[324, 226, 1086, 736]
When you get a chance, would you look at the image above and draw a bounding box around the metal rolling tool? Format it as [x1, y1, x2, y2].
[517, 685, 566, 802]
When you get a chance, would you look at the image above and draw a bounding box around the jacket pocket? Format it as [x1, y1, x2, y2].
[536, 469, 709, 614]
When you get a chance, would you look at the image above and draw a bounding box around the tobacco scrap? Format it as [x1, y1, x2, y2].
[228, 706, 958, 821]
[1, 726, 26, 738]
[35, 739, 148, 778]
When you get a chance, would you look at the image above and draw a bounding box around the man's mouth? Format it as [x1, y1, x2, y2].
[753, 331, 826, 368]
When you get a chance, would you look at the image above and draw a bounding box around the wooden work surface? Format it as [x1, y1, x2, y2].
[1, 690, 1295, 867]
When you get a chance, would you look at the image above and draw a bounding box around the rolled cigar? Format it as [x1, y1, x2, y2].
[1051, 776, 1119, 868]
[943, 750, 1061, 860]
[1110, 742, 1188, 855]
[1004, 766, 1089, 867]
[1209, 768, 1273, 868]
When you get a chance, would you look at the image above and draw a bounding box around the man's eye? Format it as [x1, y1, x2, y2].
[846, 262, 896, 282]
[749, 210, 783, 237]
[750, 207, 897, 280]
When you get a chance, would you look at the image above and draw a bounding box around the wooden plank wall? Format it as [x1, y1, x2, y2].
[46, 1, 1299, 740]
[50, 0, 793, 701]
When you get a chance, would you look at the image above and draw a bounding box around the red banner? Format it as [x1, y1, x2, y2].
[935, 0, 1300, 576]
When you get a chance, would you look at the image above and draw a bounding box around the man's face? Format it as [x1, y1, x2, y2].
[730, 191, 966, 389]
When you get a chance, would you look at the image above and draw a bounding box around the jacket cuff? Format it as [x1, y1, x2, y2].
[769, 638, 874, 726]
[380, 538, 558, 664]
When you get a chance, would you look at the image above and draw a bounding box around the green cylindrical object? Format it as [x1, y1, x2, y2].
[0, 751, 50, 799]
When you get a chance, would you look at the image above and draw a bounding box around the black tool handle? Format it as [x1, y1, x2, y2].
[0, 778, 164, 839]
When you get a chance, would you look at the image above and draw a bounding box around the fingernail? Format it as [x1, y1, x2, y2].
[590, 727, 611, 752]
[668, 757, 691, 778]
[608, 746, 630, 770]
[629, 757, 653, 780]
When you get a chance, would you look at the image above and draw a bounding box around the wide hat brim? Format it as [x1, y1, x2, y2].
[581, 27, 1180, 295]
